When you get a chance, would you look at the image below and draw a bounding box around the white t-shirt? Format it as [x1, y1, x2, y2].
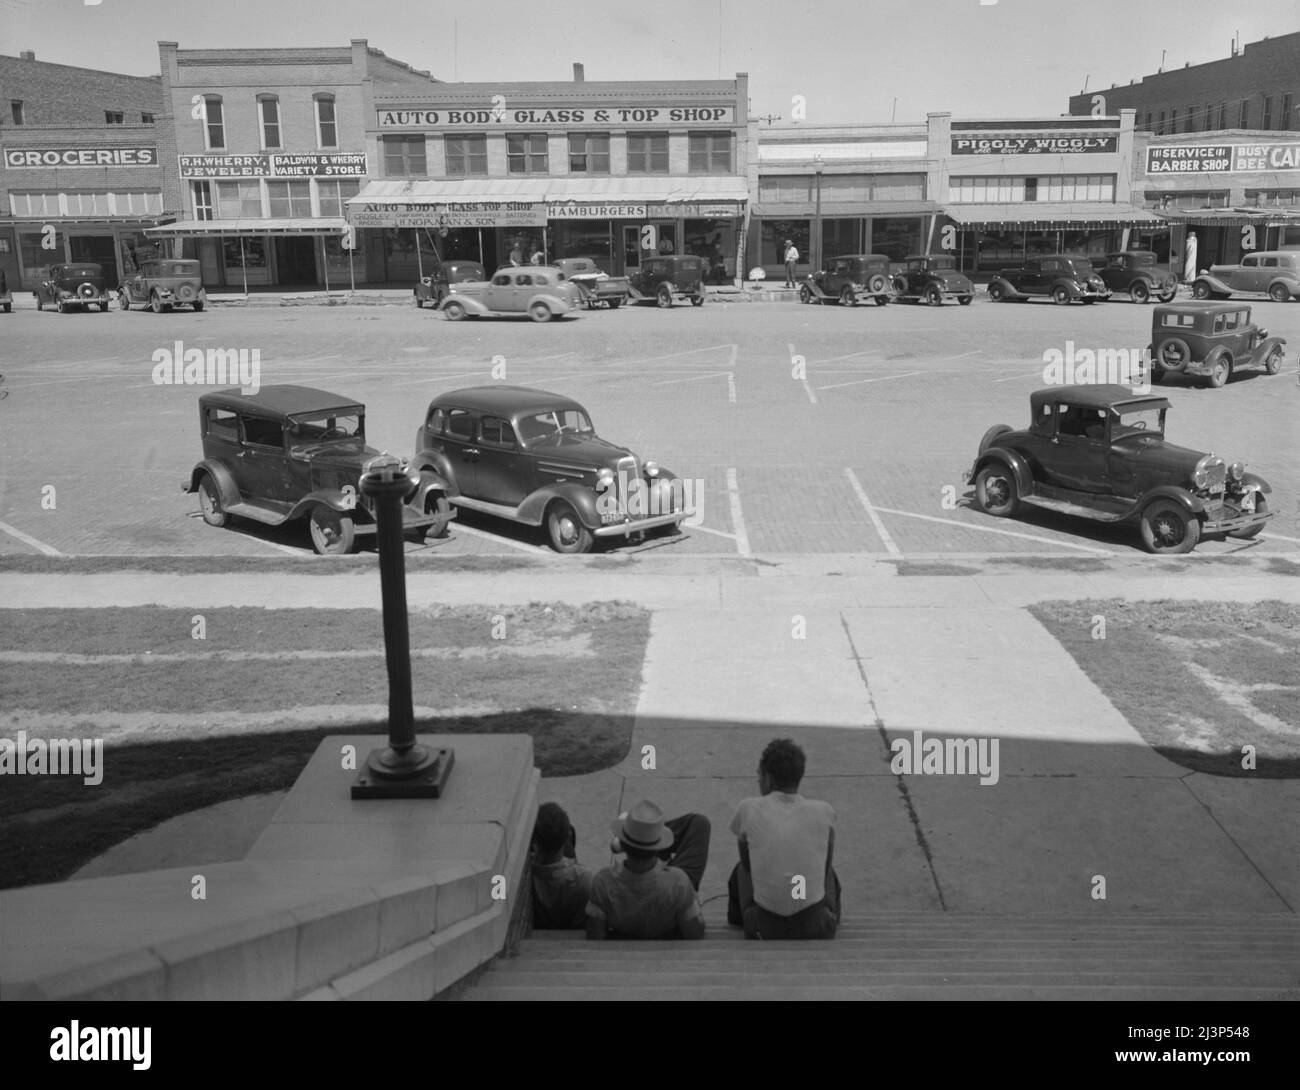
[731, 792, 834, 916]
[784, 246, 799, 263]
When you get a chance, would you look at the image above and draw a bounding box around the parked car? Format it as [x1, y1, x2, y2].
[891, 254, 974, 305]
[553, 257, 629, 309]
[968, 385, 1272, 554]
[414, 260, 486, 308]
[440, 265, 581, 322]
[626, 255, 705, 307]
[799, 254, 892, 307]
[118, 258, 207, 313]
[1094, 250, 1178, 304]
[1149, 302, 1286, 388]
[411, 385, 691, 553]
[34, 263, 112, 313]
[1193, 251, 1300, 303]
[986, 255, 1111, 305]
[185, 385, 453, 555]
[0, 270, 11, 313]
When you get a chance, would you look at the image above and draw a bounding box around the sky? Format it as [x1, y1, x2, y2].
[0, 0, 1296, 125]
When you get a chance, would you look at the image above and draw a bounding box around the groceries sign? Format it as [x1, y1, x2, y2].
[1146, 142, 1300, 174]
[5, 146, 157, 167]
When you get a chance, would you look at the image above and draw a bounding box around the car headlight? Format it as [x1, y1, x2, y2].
[1229, 462, 1245, 482]
[1192, 457, 1211, 490]
[644, 461, 660, 478]
[1258, 328, 1268, 340]
[596, 467, 615, 486]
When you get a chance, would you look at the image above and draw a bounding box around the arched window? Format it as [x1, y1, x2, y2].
[257, 94, 281, 149]
[314, 93, 338, 149]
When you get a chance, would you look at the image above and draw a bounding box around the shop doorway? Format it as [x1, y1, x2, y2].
[69, 235, 120, 288]
[274, 237, 319, 285]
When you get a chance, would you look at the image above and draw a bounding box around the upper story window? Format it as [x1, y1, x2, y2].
[314, 93, 338, 149]
[216, 180, 263, 219]
[446, 134, 488, 175]
[267, 180, 311, 218]
[627, 133, 668, 174]
[141, 111, 155, 124]
[1281, 94, 1294, 131]
[1262, 96, 1274, 131]
[568, 133, 610, 173]
[105, 110, 124, 125]
[203, 96, 225, 150]
[258, 95, 281, 149]
[688, 132, 732, 173]
[10, 100, 24, 125]
[382, 135, 426, 176]
[1239, 101, 1250, 129]
[507, 133, 548, 174]
[192, 180, 213, 221]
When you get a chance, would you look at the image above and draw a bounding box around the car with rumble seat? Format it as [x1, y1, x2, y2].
[186, 385, 453, 555]
[626, 255, 705, 308]
[554, 257, 629, 309]
[1094, 250, 1178, 304]
[412, 385, 691, 553]
[968, 385, 1272, 554]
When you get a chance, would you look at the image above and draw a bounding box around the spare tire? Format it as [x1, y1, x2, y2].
[77, 282, 97, 299]
[1156, 337, 1191, 373]
[867, 274, 888, 293]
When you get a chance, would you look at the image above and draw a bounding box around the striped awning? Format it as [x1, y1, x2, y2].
[944, 203, 1164, 228]
[144, 218, 347, 237]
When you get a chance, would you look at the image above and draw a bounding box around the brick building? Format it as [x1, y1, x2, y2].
[1067, 30, 1300, 136]
[0, 51, 170, 290]
[146, 40, 434, 288]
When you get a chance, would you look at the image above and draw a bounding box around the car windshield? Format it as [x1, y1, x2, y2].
[927, 256, 956, 270]
[516, 408, 594, 445]
[61, 265, 100, 278]
[288, 411, 364, 446]
[1111, 405, 1164, 439]
[1065, 259, 1095, 277]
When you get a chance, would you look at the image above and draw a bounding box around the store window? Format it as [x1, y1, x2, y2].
[446, 135, 487, 176]
[551, 222, 615, 266]
[10, 192, 62, 217]
[217, 180, 263, 219]
[105, 110, 124, 125]
[203, 96, 225, 150]
[821, 218, 863, 260]
[568, 133, 610, 173]
[317, 180, 360, 218]
[259, 95, 281, 149]
[193, 181, 213, 221]
[382, 135, 426, 177]
[507, 134, 548, 174]
[142, 112, 155, 124]
[762, 219, 810, 265]
[314, 94, 338, 149]
[688, 132, 732, 173]
[627, 134, 669, 174]
[871, 217, 923, 262]
[267, 181, 312, 218]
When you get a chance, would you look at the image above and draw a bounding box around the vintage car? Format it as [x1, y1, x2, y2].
[986, 255, 1112, 305]
[1149, 302, 1286, 388]
[1094, 250, 1178, 303]
[0, 272, 11, 313]
[414, 260, 486, 308]
[411, 385, 691, 553]
[553, 257, 629, 309]
[1192, 251, 1300, 303]
[185, 385, 454, 555]
[968, 385, 1272, 554]
[440, 265, 581, 322]
[799, 254, 892, 307]
[626, 255, 705, 307]
[118, 258, 207, 313]
[891, 254, 974, 306]
[34, 263, 112, 313]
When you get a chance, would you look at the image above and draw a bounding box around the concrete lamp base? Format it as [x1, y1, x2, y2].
[351, 745, 455, 799]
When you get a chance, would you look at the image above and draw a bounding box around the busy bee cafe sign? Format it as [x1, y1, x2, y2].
[378, 104, 735, 130]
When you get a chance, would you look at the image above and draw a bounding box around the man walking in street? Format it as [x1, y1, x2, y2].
[783, 239, 799, 288]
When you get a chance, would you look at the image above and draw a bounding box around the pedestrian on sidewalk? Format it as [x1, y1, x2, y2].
[585, 800, 711, 940]
[529, 802, 593, 930]
[727, 738, 841, 939]
[783, 239, 799, 288]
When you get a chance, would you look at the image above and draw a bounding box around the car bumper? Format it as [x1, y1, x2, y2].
[1203, 510, 1272, 535]
[1079, 289, 1112, 300]
[594, 511, 685, 537]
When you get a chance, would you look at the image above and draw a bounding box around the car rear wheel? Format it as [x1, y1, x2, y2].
[1157, 287, 1177, 303]
[1268, 282, 1292, 303]
[1205, 350, 1232, 389]
[974, 464, 1019, 517]
[1156, 337, 1191, 372]
[422, 492, 452, 540]
[1263, 344, 1284, 375]
[309, 507, 357, 555]
[840, 286, 856, 307]
[873, 293, 888, 306]
[529, 301, 552, 322]
[1139, 501, 1200, 554]
[799, 284, 813, 304]
[656, 284, 673, 308]
[1191, 280, 1212, 300]
[1130, 281, 1150, 304]
[925, 285, 943, 306]
[546, 501, 594, 554]
[197, 475, 228, 528]
[892, 276, 908, 295]
[608, 297, 624, 308]
[150, 291, 164, 314]
[118, 291, 130, 311]
[958, 295, 972, 306]
[192, 294, 205, 312]
[987, 283, 1005, 301]
[442, 300, 467, 321]
[690, 294, 704, 307]
[56, 298, 67, 314]
[1051, 285, 1071, 305]
[1229, 495, 1268, 539]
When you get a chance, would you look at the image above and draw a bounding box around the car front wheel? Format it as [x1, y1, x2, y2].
[197, 475, 227, 528]
[799, 284, 812, 304]
[529, 301, 552, 322]
[1269, 283, 1292, 303]
[442, 300, 467, 321]
[546, 501, 594, 553]
[690, 294, 704, 306]
[974, 464, 1019, 517]
[150, 291, 164, 314]
[422, 492, 452, 540]
[987, 282, 1005, 302]
[1192, 281, 1212, 300]
[1130, 281, 1150, 304]
[118, 291, 130, 311]
[1262, 344, 1284, 375]
[925, 285, 943, 306]
[1051, 285, 1071, 305]
[958, 295, 972, 306]
[656, 285, 673, 308]
[840, 286, 856, 307]
[1229, 495, 1268, 539]
[1139, 501, 1200, 554]
[309, 507, 357, 555]
[192, 294, 205, 312]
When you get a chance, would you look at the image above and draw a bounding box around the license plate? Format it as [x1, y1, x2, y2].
[1239, 492, 1256, 513]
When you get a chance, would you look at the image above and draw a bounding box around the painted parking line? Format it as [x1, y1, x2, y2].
[649, 370, 736, 404]
[1264, 531, 1300, 545]
[689, 524, 738, 542]
[816, 370, 927, 392]
[606, 343, 738, 369]
[450, 523, 551, 554]
[870, 504, 1116, 555]
[725, 467, 751, 557]
[0, 520, 62, 556]
[992, 371, 1044, 383]
[843, 468, 901, 556]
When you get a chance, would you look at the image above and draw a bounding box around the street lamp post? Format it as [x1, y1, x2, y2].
[813, 154, 824, 273]
[351, 452, 454, 799]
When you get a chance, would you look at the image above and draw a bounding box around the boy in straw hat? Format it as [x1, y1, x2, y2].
[585, 800, 711, 940]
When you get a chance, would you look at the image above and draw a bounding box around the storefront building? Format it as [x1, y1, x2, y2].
[0, 51, 171, 289]
[148, 41, 434, 287]
[1131, 129, 1300, 274]
[751, 123, 938, 280]
[352, 68, 750, 282]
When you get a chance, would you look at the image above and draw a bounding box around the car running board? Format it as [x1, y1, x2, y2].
[452, 494, 537, 525]
[1020, 494, 1131, 522]
[222, 500, 293, 526]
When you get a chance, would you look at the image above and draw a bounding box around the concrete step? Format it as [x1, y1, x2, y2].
[458, 914, 1300, 1001]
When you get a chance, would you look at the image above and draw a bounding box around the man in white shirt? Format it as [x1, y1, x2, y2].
[783, 240, 800, 287]
[728, 738, 841, 939]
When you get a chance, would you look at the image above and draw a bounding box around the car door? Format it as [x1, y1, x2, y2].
[485, 272, 515, 313]
[1233, 255, 1261, 292]
[1045, 405, 1111, 493]
[440, 407, 479, 496]
[235, 413, 290, 508]
[473, 415, 527, 507]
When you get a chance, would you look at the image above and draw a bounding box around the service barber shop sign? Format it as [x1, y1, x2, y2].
[1146, 142, 1300, 174]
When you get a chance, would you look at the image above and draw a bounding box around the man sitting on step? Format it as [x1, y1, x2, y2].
[727, 738, 841, 939]
[585, 800, 710, 940]
[530, 802, 594, 929]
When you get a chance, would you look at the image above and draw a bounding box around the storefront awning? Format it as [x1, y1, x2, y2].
[143, 218, 347, 237]
[944, 204, 1164, 228]
[751, 199, 941, 218]
[1153, 208, 1300, 228]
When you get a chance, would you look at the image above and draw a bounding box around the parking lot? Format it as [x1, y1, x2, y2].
[2, 292, 1298, 559]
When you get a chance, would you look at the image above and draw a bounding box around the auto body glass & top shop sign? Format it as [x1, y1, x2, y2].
[376, 105, 735, 130]
[349, 202, 548, 229]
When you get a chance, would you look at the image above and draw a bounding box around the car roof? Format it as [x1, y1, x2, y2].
[1154, 301, 1248, 315]
[832, 253, 891, 262]
[199, 385, 364, 416]
[1107, 250, 1157, 258]
[1030, 385, 1170, 412]
[431, 385, 586, 416]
